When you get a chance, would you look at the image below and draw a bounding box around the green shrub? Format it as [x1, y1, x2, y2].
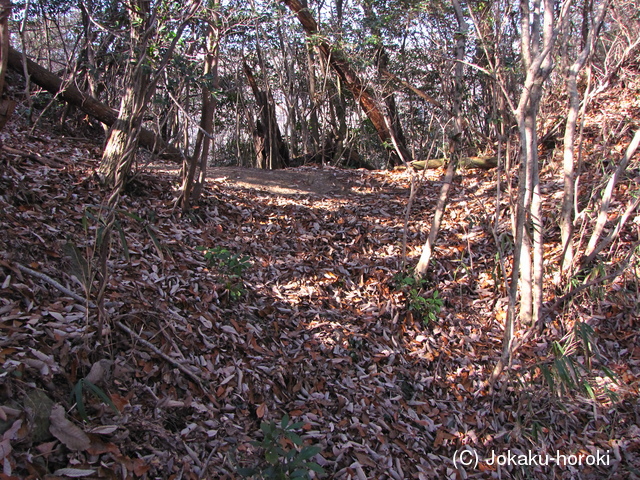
[197, 246, 251, 300]
[392, 273, 443, 325]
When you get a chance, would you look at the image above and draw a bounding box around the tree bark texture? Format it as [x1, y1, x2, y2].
[583, 129, 640, 264]
[413, 0, 466, 280]
[0, 1, 15, 131]
[494, 0, 570, 381]
[97, 0, 155, 188]
[181, 17, 219, 209]
[560, 0, 610, 273]
[362, 0, 412, 165]
[97, 75, 150, 186]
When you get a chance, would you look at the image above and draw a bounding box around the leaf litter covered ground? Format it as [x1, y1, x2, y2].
[0, 116, 639, 479]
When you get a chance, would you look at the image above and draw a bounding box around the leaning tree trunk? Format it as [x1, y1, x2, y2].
[97, 69, 150, 187]
[7, 46, 181, 158]
[281, 0, 411, 166]
[414, 0, 466, 279]
[97, 0, 196, 188]
[243, 62, 290, 170]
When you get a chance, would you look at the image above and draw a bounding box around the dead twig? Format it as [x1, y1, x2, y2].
[15, 262, 88, 304]
[115, 320, 208, 392]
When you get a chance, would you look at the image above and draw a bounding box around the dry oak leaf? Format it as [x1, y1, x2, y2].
[52, 468, 97, 477]
[49, 404, 91, 451]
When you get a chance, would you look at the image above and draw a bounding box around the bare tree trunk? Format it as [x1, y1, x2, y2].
[362, 0, 412, 166]
[414, 0, 466, 279]
[192, 15, 220, 201]
[19, 0, 34, 123]
[275, 20, 299, 157]
[0, 0, 10, 96]
[582, 129, 640, 264]
[243, 62, 290, 170]
[97, 0, 196, 188]
[181, 14, 220, 210]
[305, 39, 320, 154]
[96, 0, 154, 188]
[493, 0, 570, 382]
[0, 0, 13, 132]
[560, 0, 610, 273]
[77, 0, 99, 98]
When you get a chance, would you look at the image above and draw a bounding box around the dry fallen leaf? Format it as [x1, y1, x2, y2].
[52, 467, 97, 477]
[49, 404, 91, 451]
[85, 359, 113, 385]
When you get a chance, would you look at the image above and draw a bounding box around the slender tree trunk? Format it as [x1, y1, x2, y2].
[193, 15, 220, 201]
[414, 0, 466, 279]
[97, 0, 154, 188]
[275, 21, 299, 157]
[97, 0, 196, 188]
[560, 0, 610, 273]
[0, 0, 10, 96]
[305, 39, 320, 154]
[19, 0, 34, 123]
[362, 0, 411, 162]
[361, 0, 412, 166]
[0, 0, 13, 132]
[77, 0, 98, 98]
[583, 129, 640, 264]
[182, 11, 220, 208]
[493, 0, 570, 382]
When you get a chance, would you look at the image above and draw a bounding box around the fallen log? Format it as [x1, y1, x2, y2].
[2, 144, 66, 167]
[410, 156, 497, 170]
[7, 46, 182, 160]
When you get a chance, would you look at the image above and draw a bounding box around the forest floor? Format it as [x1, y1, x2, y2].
[0, 108, 639, 480]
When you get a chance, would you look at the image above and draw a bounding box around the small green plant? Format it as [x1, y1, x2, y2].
[72, 379, 119, 422]
[538, 322, 618, 400]
[409, 289, 443, 324]
[392, 273, 443, 325]
[66, 205, 164, 345]
[237, 414, 325, 479]
[197, 246, 251, 300]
